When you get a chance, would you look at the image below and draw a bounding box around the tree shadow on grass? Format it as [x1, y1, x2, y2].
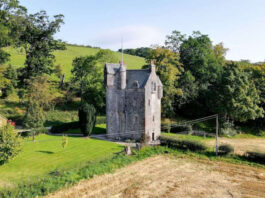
[36, 150, 55, 154]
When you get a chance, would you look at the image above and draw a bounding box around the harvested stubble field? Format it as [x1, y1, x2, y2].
[207, 137, 265, 155]
[47, 155, 265, 198]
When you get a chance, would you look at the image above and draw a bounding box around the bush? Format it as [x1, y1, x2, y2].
[96, 116, 106, 125]
[50, 121, 79, 133]
[78, 103, 96, 136]
[160, 136, 207, 152]
[0, 123, 22, 165]
[218, 144, 234, 155]
[244, 151, 265, 164]
[170, 126, 189, 133]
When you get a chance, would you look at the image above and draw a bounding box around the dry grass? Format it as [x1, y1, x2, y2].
[206, 138, 265, 155]
[47, 155, 265, 198]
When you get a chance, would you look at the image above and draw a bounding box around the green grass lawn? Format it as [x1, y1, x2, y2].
[4, 45, 146, 81]
[161, 132, 214, 142]
[0, 134, 123, 188]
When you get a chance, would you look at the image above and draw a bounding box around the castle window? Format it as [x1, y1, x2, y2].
[152, 132, 155, 141]
[153, 115, 155, 122]
[148, 99, 150, 106]
[151, 81, 156, 92]
[133, 80, 139, 88]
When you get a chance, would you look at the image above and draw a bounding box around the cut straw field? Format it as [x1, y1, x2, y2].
[47, 155, 265, 198]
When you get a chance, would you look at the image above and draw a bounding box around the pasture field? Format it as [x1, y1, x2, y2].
[162, 132, 265, 155]
[4, 45, 146, 81]
[47, 155, 265, 198]
[0, 134, 123, 189]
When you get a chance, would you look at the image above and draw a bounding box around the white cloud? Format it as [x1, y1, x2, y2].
[90, 25, 164, 50]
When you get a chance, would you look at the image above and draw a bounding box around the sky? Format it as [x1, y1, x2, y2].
[20, 0, 265, 62]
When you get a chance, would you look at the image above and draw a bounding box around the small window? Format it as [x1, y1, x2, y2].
[152, 133, 155, 141]
[153, 115, 155, 122]
[151, 81, 156, 92]
[148, 99, 150, 106]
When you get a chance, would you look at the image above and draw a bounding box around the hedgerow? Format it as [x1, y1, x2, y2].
[160, 136, 207, 152]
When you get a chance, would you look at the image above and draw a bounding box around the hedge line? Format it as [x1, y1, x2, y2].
[160, 136, 207, 152]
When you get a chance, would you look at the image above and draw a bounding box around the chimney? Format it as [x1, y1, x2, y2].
[150, 60, 155, 73]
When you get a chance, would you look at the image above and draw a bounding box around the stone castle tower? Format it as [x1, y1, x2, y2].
[104, 62, 163, 143]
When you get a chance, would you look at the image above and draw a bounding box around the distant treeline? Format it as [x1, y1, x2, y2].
[65, 43, 101, 49]
[118, 47, 152, 58]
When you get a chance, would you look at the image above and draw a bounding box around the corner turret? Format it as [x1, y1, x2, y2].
[120, 63, 126, 89]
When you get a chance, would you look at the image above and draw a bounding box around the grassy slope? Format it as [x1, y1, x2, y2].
[0, 134, 122, 187]
[4, 45, 146, 81]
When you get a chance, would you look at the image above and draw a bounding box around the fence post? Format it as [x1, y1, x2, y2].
[216, 114, 219, 156]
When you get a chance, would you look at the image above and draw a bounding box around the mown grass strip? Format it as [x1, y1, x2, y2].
[0, 147, 168, 198]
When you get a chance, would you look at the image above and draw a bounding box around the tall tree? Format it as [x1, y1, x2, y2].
[24, 75, 54, 128]
[71, 49, 118, 113]
[19, 10, 65, 83]
[212, 63, 264, 122]
[0, 0, 26, 65]
[180, 31, 223, 86]
[165, 30, 186, 53]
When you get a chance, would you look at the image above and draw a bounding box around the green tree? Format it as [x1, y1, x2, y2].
[19, 10, 65, 83]
[61, 135, 68, 150]
[213, 42, 228, 66]
[173, 31, 226, 116]
[0, 123, 22, 164]
[0, 66, 11, 97]
[165, 30, 186, 53]
[71, 49, 118, 113]
[180, 31, 223, 86]
[213, 63, 264, 122]
[24, 75, 54, 129]
[146, 47, 183, 117]
[78, 103, 96, 137]
[0, 0, 26, 65]
[1, 64, 18, 97]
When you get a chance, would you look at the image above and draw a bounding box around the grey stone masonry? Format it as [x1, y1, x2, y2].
[104, 62, 163, 143]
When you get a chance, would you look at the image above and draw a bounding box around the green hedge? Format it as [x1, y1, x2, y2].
[244, 151, 265, 164]
[169, 126, 189, 133]
[96, 116, 106, 125]
[50, 116, 106, 134]
[160, 136, 207, 152]
[50, 122, 79, 133]
[218, 144, 234, 155]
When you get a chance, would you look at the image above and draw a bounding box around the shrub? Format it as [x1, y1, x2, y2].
[160, 136, 207, 152]
[78, 103, 96, 136]
[96, 116, 106, 124]
[220, 121, 237, 136]
[50, 121, 79, 133]
[218, 144, 234, 155]
[0, 123, 22, 165]
[170, 126, 189, 133]
[244, 151, 265, 164]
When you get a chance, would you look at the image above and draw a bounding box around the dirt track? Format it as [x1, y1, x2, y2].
[47, 155, 265, 198]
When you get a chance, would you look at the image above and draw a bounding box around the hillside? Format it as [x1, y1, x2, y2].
[4, 45, 146, 81]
